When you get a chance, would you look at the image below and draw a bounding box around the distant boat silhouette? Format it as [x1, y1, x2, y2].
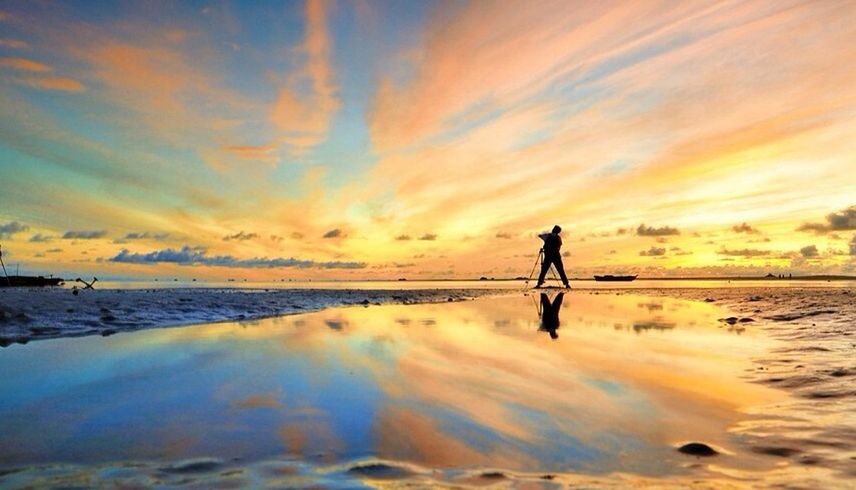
[0, 275, 64, 288]
[593, 275, 637, 282]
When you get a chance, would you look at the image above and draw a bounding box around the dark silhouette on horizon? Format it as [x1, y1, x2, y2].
[539, 292, 564, 340]
[536, 225, 570, 288]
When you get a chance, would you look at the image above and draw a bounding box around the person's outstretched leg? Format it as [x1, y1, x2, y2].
[553, 256, 570, 287]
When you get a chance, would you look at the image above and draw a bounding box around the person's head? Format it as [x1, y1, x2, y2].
[552, 225, 562, 234]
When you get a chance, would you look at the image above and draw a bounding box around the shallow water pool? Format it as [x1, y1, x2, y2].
[0, 292, 791, 487]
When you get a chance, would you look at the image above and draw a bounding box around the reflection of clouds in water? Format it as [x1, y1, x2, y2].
[0, 293, 781, 477]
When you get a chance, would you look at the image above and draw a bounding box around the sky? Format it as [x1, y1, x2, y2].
[0, 0, 854, 281]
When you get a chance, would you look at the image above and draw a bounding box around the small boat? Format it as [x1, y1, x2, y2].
[593, 275, 637, 282]
[0, 275, 64, 287]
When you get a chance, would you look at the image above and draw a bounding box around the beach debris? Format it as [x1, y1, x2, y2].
[75, 277, 98, 290]
[677, 442, 718, 457]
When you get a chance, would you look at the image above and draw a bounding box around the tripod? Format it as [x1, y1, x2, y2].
[524, 248, 560, 289]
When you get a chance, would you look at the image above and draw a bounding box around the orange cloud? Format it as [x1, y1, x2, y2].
[223, 144, 279, 164]
[270, 0, 339, 152]
[13, 76, 85, 92]
[0, 56, 50, 72]
[0, 39, 28, 49]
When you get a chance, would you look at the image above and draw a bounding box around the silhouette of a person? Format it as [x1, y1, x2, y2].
[539, 292, 564, 339]
[536, 225, 570, 288]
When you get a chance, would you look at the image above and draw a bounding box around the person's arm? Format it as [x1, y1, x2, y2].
[538, 232, 549, 241]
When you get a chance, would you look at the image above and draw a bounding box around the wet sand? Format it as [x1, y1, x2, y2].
[0, 287, 497, 345]
[0, 287, 853, 488]
[637, 287, 856, 480]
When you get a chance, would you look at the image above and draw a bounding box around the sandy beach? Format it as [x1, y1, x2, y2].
[1, 283, 853, 488]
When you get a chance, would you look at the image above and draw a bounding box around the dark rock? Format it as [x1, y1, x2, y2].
[704, 298, 716, 302]
[480, 471, 506, 479]
[677, 442, 718, 456]
[738, 317, 754, 323]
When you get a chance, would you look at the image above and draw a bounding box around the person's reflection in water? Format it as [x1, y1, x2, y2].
[539, 292, 564, 340]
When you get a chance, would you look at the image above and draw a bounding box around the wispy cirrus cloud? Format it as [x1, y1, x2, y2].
[0, 57, 49, 72]
[110, 245, 365, 269]
[0, 39, 27, 49]
[269, 0, 339, 152]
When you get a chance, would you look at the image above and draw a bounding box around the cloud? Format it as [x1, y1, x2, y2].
[270, 235, 283, 243]
[799, 245, 818, 257]
[291, 232, 305, 239]
[46, 248, 63, 253]
[419, 234, 437, 241]
[110, 245, 366, 269]
[0, 221, 29, 238]
[223, 144, 279, 165]
[616, 228, 627, 235]
[0, 39, 28, 49]
[122, 231, 170, 240]
[322, 228, 343, 238]
[639, 246, 666, 256]
[495, 232, 513, 239]
[850, 235, 856, 256]
[636, 224, 680, 236]
[797, 205, 856, 234]
[395, 234, 412, 241]
[62, 230, 107, 239]
[223, 231, 259, 241]
[29, 233, 53, 242]
[717, 248, 770, 257]
[8, 76, 85, 92]
[732, 222, 759, 234]
[269, 0, 339, 152]
[0, 56, 50, 72]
